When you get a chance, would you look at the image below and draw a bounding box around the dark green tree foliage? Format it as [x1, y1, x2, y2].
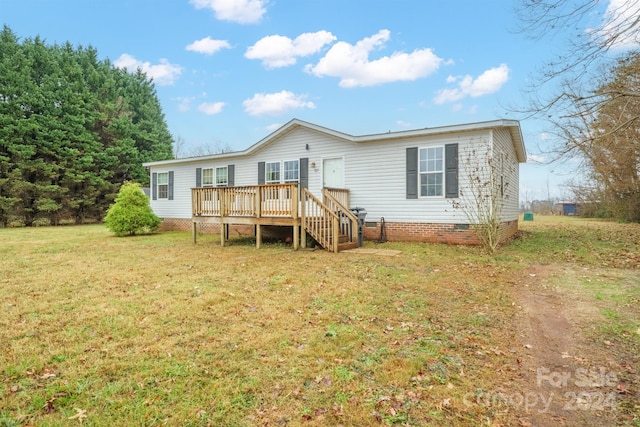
[104, 182, 160, 236]
[0, 26, 173, 226]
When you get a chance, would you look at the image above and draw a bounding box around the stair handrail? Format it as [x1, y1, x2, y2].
[301, 188, 340, 253]
[322, 189, 358, 246]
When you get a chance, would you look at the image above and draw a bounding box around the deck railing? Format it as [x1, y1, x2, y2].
[192, 183, 298, 218]
[323, 187, 350, 209]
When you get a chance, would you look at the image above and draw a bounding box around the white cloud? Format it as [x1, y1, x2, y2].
[598, 0, 640, 49]
[198, 102, 225, 115]
[114, 53, 182, 86]
[245, 31, 337, 68]
[306, 29, 443, 88]
[242, 90, 315, 116]
[186, 37, 231, 55]
[176, 96, 196, 112]
[433, 64, 510, 104]
[266, 122, 283, 132]
[527, 154, 546, 163]
[396, 120, 411, 128]
[190, 0, 266, 24]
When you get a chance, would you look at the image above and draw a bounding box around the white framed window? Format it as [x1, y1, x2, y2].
[202, 168, 214, 186]
[216, 166, 228, 186]
[265, 161, 280, 184]
[419, 146, 444, 197]
[157, 172, 169, 199]
[283, 160, 299, 183]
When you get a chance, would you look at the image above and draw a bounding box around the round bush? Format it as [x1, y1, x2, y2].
[105, 182, 160, 236]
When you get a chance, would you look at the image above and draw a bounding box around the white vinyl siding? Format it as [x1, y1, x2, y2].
[146, 125, 521, 225]
[492, 128, 520, 222]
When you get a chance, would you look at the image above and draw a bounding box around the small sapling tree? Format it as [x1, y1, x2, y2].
[452, 146, 511, 254]
[105, 182, 160, 236]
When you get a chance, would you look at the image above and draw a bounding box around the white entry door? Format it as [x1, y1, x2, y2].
[322, 157, 344, 188]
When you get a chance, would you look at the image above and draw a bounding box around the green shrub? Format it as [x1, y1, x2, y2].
[104, 182, 160, 236]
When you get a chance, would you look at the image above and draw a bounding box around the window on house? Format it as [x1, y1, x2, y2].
[283, 160, 299, 183]
[419, 146, 444, 197]
[202, 168, 214, 186]
[216, 166, 228, 186]
[265, 162, 280, 184]
[157, 172, 169, 199]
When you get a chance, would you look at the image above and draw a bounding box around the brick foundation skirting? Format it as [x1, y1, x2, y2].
[362, 219, 519, 245]
[160, 218, 519, 246]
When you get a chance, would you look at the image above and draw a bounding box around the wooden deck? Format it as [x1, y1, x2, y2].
[191, 184, 358, 252]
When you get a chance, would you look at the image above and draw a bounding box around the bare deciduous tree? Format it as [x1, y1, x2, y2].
[453, 147, 514, 254]
[514, 0, 640, 136]
[172, 138, 234, 159]
[515, 1, 640, 221]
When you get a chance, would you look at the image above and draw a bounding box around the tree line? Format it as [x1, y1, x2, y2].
[0, 26, 173, 227]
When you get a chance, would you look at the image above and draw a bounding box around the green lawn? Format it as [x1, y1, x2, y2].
[1, 217, 638, 426]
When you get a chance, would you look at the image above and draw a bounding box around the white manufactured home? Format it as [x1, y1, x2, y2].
[143, 119, 526, 252]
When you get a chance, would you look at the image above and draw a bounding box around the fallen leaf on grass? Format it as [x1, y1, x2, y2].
[617, 383, 629, 394]
[43, 399, 56, 414]
[436, 398, 451, 410]
[40, 368, 56, 380]
[68, 407, 87, 422]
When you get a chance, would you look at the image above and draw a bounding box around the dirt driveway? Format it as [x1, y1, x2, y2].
[509, 265, 637, 426]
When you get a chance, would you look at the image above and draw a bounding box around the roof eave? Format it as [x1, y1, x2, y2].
[143, 118, 528, 166]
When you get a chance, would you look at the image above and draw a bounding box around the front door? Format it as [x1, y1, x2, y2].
[322, 157, 344, 188]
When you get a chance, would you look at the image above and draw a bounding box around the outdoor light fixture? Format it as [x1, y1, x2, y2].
[305, 143, 309, 150]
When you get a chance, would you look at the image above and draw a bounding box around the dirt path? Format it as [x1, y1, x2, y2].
[510, 265, 622, 426]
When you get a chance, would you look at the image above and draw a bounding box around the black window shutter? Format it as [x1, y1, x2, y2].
[152, 172, 158, 200]
[299, 158, 309, 200]
[196, 168, 202, 187]
[168, 171, 174, 200]
[258, 162, 265, 185]
[228, 165, 235, 187]
[445, 143, 458, 198]
[299, 158, 308, 190]
[406, 147, 418, 199]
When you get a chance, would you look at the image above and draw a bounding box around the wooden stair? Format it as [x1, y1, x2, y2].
[301, 189, 360, 253]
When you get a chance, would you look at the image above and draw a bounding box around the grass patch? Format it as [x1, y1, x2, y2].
[0, 218, 638, 425]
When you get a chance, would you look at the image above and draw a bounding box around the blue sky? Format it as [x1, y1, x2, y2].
[0, 0, 625, 201]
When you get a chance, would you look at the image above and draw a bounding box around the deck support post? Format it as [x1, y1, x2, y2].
[256, 224, 262, 249]
[220, 224, 226, 247]
[293, 224, 299, 250]
[300, 190, 307, 249]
